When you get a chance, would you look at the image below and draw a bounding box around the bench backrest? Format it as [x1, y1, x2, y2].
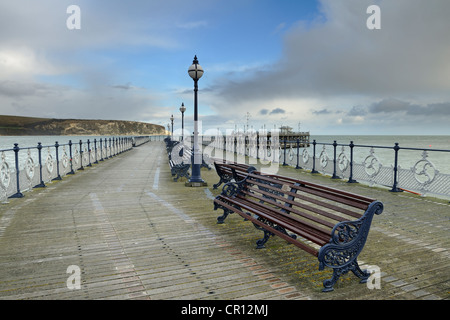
[213, 161, 254, 182]
[170, 143, 192, 164]
[238, 172, 377, 246]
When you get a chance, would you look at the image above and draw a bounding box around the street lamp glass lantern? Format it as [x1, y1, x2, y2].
[179, 103, 186, 113]
[170, 114, 174, 121]
[188, 56, 204, 80]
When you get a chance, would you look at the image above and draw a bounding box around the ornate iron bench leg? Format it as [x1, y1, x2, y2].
[253, 221, 296, 249]
[215, 204, 232, 224]
[321, 259, 370, 292]
[318, 201, 383, 292]
[256, 229, 273, 249]
[213, 177, 226, 190]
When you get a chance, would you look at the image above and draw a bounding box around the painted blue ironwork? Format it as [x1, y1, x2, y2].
[0, 137, 136, 200]
[202, 132, 450, 199]
[318, 200, 384, 292]
[213, 167, 383, 292]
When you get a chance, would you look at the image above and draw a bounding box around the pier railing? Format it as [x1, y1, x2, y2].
[193, 132, 450, 199]
[0, 137, 136, 202]
[279, 139, 450, 199]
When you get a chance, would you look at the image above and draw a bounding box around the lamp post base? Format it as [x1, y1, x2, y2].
[185, 181, 208, 187]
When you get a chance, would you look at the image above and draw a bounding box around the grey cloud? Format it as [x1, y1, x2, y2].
[312, 108, 333, 115]
[214, 0, 450, 105]
[368, 99, 450, 116]
[269, 108, 285, 115]
[347, 105, 367, 116]
[408, 102, 450, 116]
[111, 83, 134, 90]
[0, 80, 55, 98]
[258, 108, 285, 116]
[369, 98, 413, 113]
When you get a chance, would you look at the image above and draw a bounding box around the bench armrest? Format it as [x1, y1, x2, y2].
[318, 201, 383, 270]
[330, 201, 383, 245]
[220, 179, 246, 198]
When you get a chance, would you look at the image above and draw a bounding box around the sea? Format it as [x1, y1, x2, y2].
[0, 134, 449, 174]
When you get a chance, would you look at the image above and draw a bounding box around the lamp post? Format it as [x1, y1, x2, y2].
[179, 102, 186, 141]
[170, 114, 174, 140]
[187, 55, 207, 186]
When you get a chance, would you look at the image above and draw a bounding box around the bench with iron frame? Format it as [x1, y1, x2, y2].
[168, 144, 211, 182]
[211, 158, 253, 189]
[168, 143, 191, 182]
[213, 168, 383, 292]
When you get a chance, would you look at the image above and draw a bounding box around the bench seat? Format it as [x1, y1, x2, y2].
[213, 167, 383, 292]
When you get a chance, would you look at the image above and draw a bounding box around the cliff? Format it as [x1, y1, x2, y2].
[0, 115, 166, 136]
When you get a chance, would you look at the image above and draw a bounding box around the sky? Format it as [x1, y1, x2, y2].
[0, 0, 449, 135]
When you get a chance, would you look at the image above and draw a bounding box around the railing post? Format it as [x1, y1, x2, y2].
[79, 140, 84, 170]
[52, 141, 62, 181]
[94, 139, 98, 164]
[111, 138, 115, 156]
[35, 142, 46, 188]
[295, 138, 301, 169]
[87, 139, 92, 167]
[68, 140, 75, 175]
[311, 140, 318, 173]
[283, 136, 287, 166]
[9, 143, 24, 198]
[99, 139, 104, 161]
[390, 143, 402, 192]
[331, 140, 340, 179]
[347, 141, 357, 183]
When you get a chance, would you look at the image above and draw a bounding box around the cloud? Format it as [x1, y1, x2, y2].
[213, 0, 450, 106]
[269, 108, 286, 115]
[312, 108, 333, 115]
[368, 99, 450, 116]
[0, 0, 206, 122]
[271, 22, 287, 35]
[201, 0, 450, 134]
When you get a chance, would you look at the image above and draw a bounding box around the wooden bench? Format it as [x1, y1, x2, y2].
[211, 158, 253, 189]
[168, 143, 191, 182]
[213, 168, 383, 292]
[168, 144, 211, 182]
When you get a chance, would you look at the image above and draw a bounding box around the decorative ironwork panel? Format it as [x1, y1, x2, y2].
[0, 152, 11, 202]
[398, 151, 450, 197]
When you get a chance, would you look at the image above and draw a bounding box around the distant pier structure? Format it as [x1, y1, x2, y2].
[277, 125, 310, 148]
[199, 125, 310, 150]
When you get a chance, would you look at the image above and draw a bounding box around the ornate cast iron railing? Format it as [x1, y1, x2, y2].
[198, 132, 450, 200]
[0, 137, 138, 202]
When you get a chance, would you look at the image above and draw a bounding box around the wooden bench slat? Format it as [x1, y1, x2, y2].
[214, 197, 321, 256]
[248, 178, 362, 219]
[262, 173, 376, 203]
[234, 194, 332, 244]
[262, 174, 375, 208]
[222, 196, 328, 246]
[241, 189, 338, 229]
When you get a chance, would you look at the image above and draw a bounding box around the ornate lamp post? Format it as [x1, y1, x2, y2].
[170, 114, 174, 140]
[179, 103, 186, 141]
[187, 55, 207, 186]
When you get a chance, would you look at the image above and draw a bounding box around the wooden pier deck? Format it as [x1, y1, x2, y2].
[0, 141, 448, 303]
